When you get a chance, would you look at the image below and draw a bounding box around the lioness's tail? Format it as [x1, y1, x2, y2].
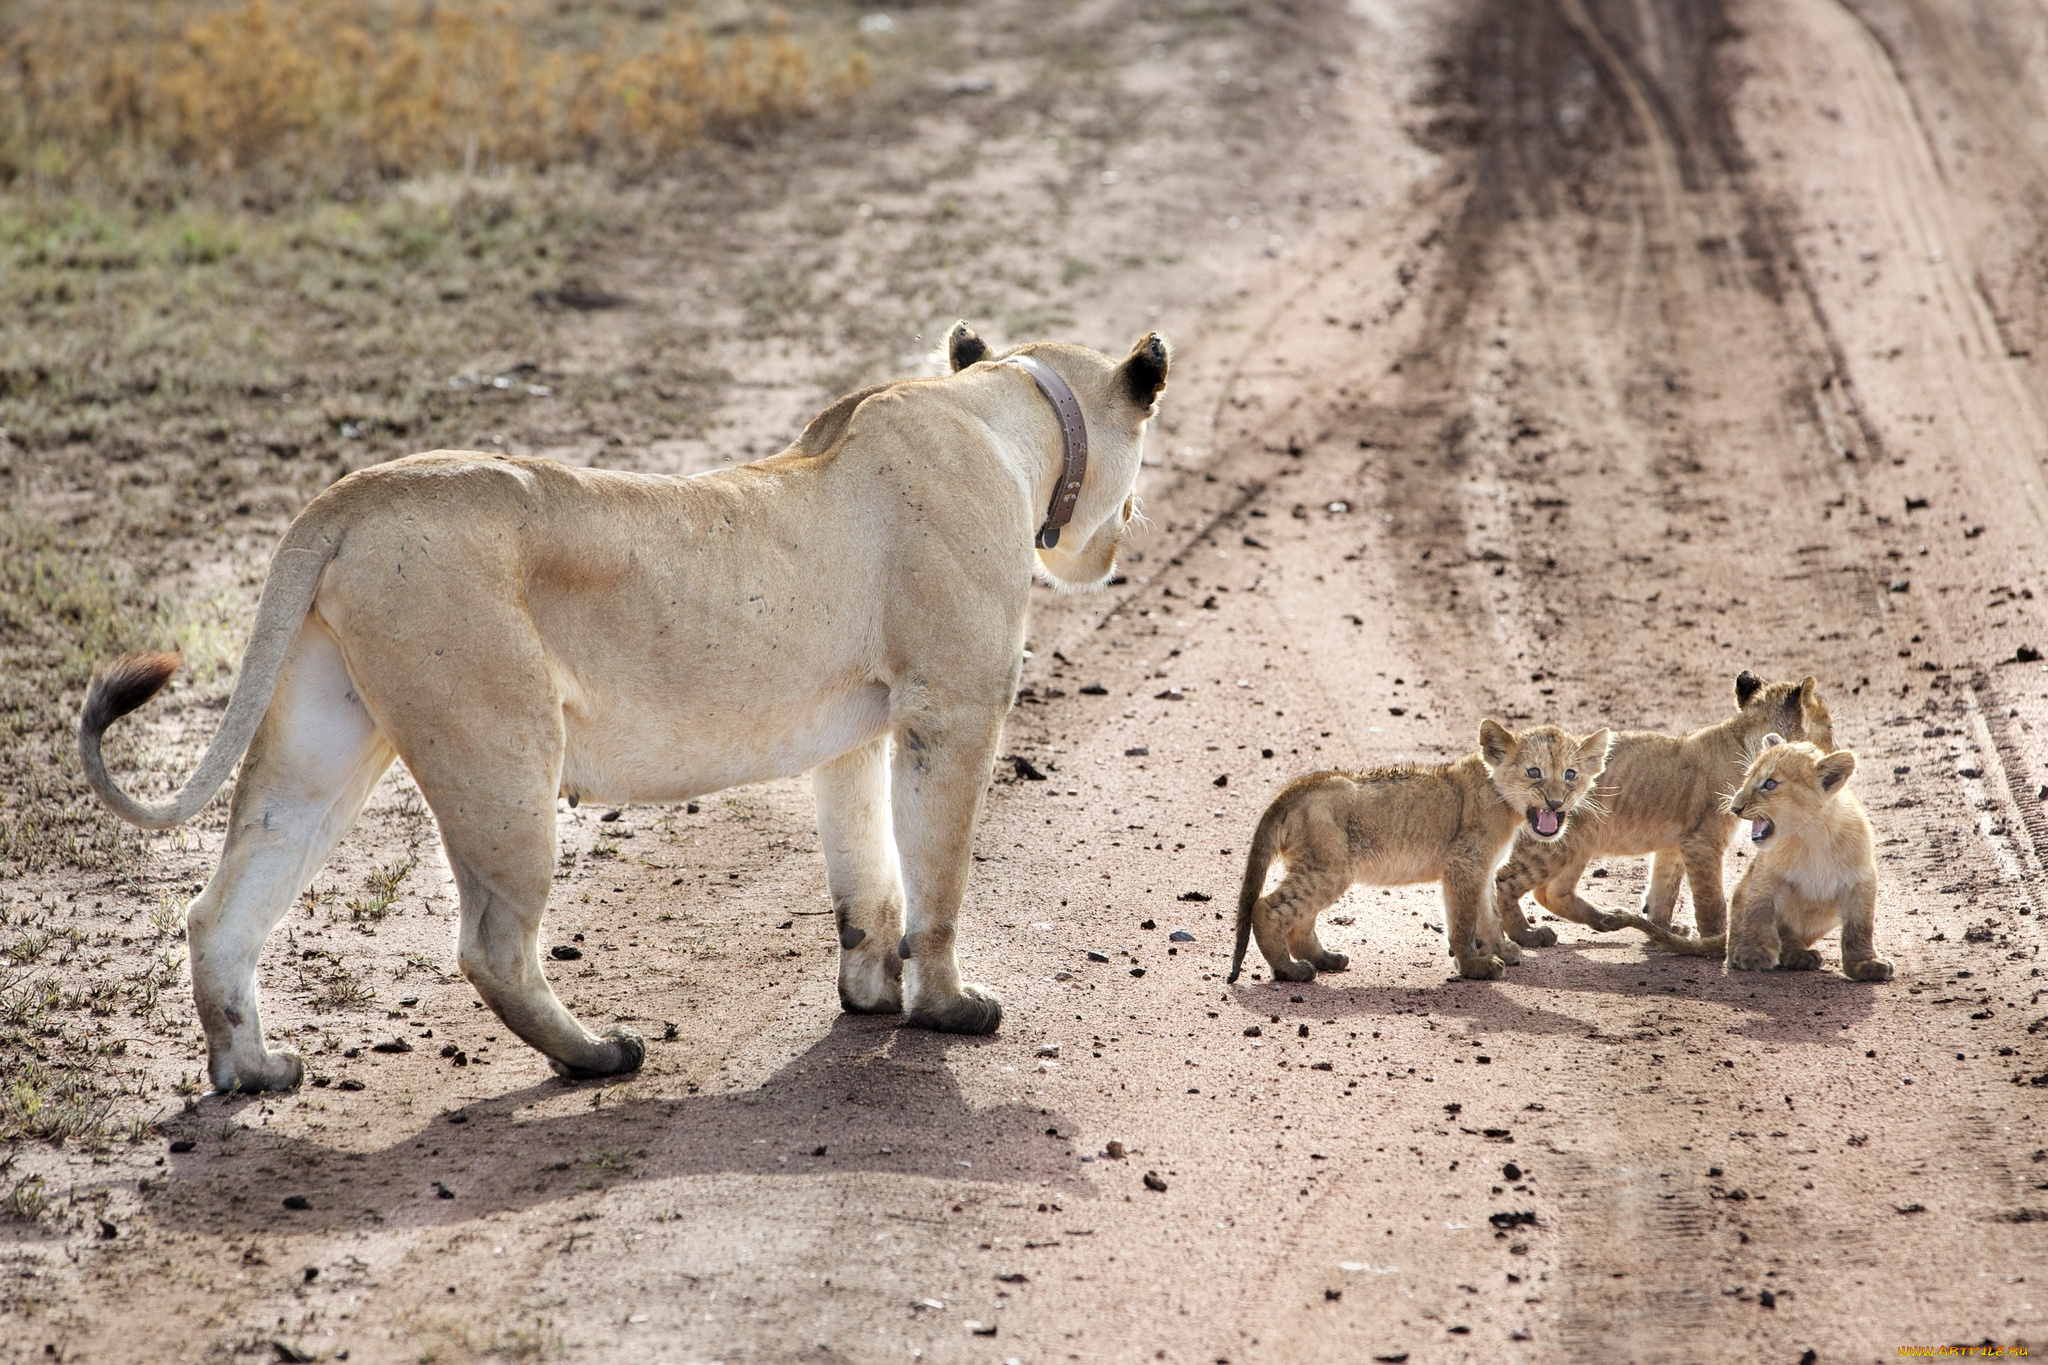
[1607, 911, 1727, 958]
[79, 515, 343, 830]
[1227, 798, 1291, 984]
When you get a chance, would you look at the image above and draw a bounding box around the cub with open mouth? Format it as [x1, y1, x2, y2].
[1228, 720, 1613, 984]
[1606, 734, 1893, 980]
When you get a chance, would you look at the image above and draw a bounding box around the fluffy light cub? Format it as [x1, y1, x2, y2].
[1610, 734, 1893, 980]
[1228, 721, 1612, 984]
[1495, 671, 1834, 945]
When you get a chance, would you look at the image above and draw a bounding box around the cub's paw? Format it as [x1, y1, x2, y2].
[1727, 945, 1779, 973]
[1270, 959, 1317, 984]
[1508, 924, 1557, 948]
[548, 1026, 646, 1080]
[1309, 951, 1351, 974]
[1779, 947, 1823, 972]
[214, 1048, 306, 1094]
[1588, 911, 1629, 933]
[1844, 956, 1895, 983]
[907, 983, 1003, 1035]
[1456, 955, 1507, 982]
[1494, 939, 1524, 967]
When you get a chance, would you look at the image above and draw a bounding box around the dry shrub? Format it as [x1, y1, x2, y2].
[0, 0, 866, 197]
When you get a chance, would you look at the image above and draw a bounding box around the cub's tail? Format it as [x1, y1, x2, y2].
[79, 514, 343, 830]
[1227, 797, 1291, 984]
[1608, 911, 1726, 958]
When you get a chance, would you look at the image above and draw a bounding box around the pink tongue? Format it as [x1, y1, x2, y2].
[1534, 809, 1561, 836]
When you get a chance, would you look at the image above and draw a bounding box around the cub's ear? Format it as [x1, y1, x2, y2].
[1798, 676, 1835, 747]
[1734, 670, 1764, 706]
[1575, 728, 1614, 774]
[1761, 732, 1786, 749]
[1118, 331, 1171, 408]
[948, 321, 988, 372]
[1816, 749, 1857, 792]
[1478, 718, 1515, 770]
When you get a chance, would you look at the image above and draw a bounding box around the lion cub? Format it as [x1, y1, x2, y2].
[1495, 671, 1833, 946]
[1610, 735, 1893, 980]
[1228, 721, 1612, 984]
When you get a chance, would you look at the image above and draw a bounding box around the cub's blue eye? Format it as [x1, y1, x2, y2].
[1761, 778, 1778, 791]
[1563, 769, 1577, 782]
[1525, 767, 1542, 780]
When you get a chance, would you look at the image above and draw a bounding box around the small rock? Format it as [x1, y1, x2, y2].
[2015, 644, 2042, 664]
[1170, 930, 1195, 942]
[1244, 1025, 1262, 1037]
[1324, 1288, 1342, 1301]
[1125, 746, 1150, 757]
[1502, 1162, 1522, 1181]
[1035, 1044, 1060, 1059]
[1129, 967, 1146, 977]
[272, 1343, 317, 1364]
[996, 1271, 1028, 1283]
[966, 1320, 998, 1336]
[1331, 915, 1355, 926]
[1213, 773, 1229, 787]
[97, 1218, 118, 1239]
[447, 1111, 469, 1125]
[337, 1078, 366, 1091]
[1106, 1141, 1127, 1159]
[1010, 755, 1047, 781]
[1889, 579, 1910, 593]
[1079, 684, 1109, 696]
[1143, 1170, 1168, 1192]
[1297, 1024, 1309, 1038]
[913, 1298, 943, 1312]
[1155, 688, 1185, 701]
[686, 802, 700, 814]
[1178, 891, 1212, 902]
[1086, 950, 1110, 963]
[1487, 1210, 1537, 1229]
[1140, 919, 1156, 930]
[169, 1139, 196, 1154]
[282, 1195, 311, 1211]
[550, 944, 583, 961]
[434, 1182, 455, 1200]
[600, 809, 622, 822]
[1758, 1288, 1776, 1309]
[398, 996, 419, 1006]
[371, 1038, 413, 1054]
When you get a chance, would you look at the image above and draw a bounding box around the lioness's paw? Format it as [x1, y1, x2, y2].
[548, 1026, 645, 1080]
[1845, 957, 1895, 983]
[214, 1047, 305, 1094]
[1456, 955, 1506, 981]
[1508, 924, 1557, 948]
[907, 983, 1003, 1035]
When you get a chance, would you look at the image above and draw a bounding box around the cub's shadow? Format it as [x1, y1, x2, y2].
[155, 1014, 1089, 1237]
[1232, 933, 1882, 1045]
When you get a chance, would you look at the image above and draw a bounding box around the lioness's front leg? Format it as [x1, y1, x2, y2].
[1679, 831, 1731, 938]
[812, 736, 904, 1014]
[1444, 857, 1506, 981]
[1837, 881, 1894, 982]
[1723, 876, 1783, 973]
[890, 705, 1005, 1035]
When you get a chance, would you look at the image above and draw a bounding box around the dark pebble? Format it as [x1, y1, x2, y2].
[1503, 1163, 1522, 1181]
[371, 1038, 412, 1054]
[1244, 1026, 1262, 1037]
[1142, 1170, 1168, 1192]
[169, 1139, 196, 1154]
[551, 944, 583, 960]
[282, 1195, 311, 1210]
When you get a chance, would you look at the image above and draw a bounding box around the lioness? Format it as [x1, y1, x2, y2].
[1494, 671, 1833, 946]
[80, 322, 1169, 1092]
[1608, 735, 1893, 980]
[1227, 721, 1612, 984]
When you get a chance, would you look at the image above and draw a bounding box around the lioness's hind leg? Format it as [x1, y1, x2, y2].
[1642, 850, 1684, 927]
[812, 737, 904, 1015]
[190, 618, 394, 1093]
[381, 647, 640, 1079]
[1257, 863, 1350, 984]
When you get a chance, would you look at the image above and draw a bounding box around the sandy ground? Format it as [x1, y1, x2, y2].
[6, 1, 2048, 1361]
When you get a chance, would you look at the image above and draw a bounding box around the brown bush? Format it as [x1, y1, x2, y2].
[0, 0, 866, 196]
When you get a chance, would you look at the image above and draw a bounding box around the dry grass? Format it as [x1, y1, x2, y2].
[1, 0, 866, 200]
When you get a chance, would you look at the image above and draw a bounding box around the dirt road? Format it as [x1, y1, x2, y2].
[7, 1, 2047, 1361]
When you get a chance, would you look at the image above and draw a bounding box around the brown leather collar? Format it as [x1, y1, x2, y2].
[1003, 353, 1088, 550]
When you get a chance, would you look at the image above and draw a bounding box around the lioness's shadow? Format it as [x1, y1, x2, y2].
[152, 1014, 1092, 1237]
[1227, 933, 1880, 1045]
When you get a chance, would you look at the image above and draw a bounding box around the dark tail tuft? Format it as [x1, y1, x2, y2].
[82, 652, 181, 737]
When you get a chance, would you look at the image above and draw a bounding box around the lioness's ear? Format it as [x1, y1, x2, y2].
[1735, 670, 1763, 706]
[1577, 728, 1614, 774]
[948, 321, 988, 372]
[1761, 732, 1785, 749]
[1119, 332, 1170, 408]
[1478, 719, 1514, 769]
[1816, 749, 1857, 792]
